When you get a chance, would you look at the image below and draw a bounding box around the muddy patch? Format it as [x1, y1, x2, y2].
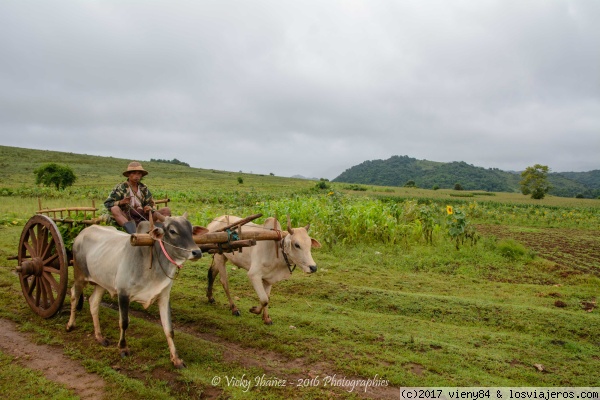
[0, 318, 107, 400]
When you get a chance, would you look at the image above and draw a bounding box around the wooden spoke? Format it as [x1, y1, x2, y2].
[40, 275, 55, 305]
[43, 272, 60, 293]
[26, 277, 37, 297]
[43, 253, 60, 270]
[35, 280, 42, 307]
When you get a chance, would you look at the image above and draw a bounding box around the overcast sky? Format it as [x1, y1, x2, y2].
[1, 1, 598, 179]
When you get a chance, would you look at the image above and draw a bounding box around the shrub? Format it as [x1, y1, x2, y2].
[315, 179, 330, 190]
[343, 184, 367, 191]
[34, 163, 77, 190]
[496, 239, 532, 261]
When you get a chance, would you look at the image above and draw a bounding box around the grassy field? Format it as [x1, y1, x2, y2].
[0, 145, 599, 399]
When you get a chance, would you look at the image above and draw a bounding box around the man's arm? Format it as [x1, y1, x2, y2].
[104, 183, 127, 209]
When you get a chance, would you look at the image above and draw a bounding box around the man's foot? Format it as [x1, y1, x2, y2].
[123, 221, 136, 234]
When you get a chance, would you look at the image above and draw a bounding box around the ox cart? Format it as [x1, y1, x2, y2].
[13, 199, 288, 319]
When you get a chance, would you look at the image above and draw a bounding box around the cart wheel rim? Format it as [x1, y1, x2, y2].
[18, 214, 69, 318]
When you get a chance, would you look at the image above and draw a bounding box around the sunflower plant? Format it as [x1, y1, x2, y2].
[445, 206, 478, 250]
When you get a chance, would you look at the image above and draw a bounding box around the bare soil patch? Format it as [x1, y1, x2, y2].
[477, 225, 600, 276]
[0, 318, 107, 400]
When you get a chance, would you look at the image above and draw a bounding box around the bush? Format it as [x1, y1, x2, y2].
[315, 179, 330, 190]
[343, 184, 367, 191]
[34, 163, 77, 190]
[496, 239, 532, 261]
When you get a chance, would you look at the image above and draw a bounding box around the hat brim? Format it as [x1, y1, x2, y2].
[123, 170, 148, 177]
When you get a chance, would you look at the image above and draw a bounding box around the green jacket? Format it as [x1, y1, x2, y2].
[104, 181, 155, 211]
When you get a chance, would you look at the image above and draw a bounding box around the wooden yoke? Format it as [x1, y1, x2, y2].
[129, 213, 289, 254]
[130, 229, 289, 247]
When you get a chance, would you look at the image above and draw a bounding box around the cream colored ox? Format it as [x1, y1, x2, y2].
[206, 215, 321, 325]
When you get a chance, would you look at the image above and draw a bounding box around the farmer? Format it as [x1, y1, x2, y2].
[104, 161, 171, 234]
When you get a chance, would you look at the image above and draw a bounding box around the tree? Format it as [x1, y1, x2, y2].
[520, 164, 551, 199]
[34, 163, 77, 190]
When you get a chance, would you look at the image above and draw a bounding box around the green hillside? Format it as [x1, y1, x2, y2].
[333, 155, 600, 198]
[0, 145, 314, 196]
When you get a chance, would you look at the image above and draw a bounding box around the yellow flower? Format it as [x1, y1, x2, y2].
[327, 191, 334, 196]
[446, 206, 453, 215]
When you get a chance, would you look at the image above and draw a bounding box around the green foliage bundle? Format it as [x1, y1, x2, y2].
[57, 221, 86, 252]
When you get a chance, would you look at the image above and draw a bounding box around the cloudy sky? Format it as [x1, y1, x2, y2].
[1, 1, 598, 179]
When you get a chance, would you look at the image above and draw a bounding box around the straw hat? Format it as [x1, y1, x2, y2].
[123, 161, 148, 177]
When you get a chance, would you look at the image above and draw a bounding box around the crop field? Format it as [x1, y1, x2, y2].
[476, 226, 600, 279]
[0, 146, 599, 399]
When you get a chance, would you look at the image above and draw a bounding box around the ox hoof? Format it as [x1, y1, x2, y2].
[249, 306, 261, 315]
[208, 297, 216, 304]
[97, 338, 110, 347]
[231, 308, 241, 317]
[120, 348, 130, 358]
[263, 319, 273, 325]
[65, 324, 75, 332]
[173, 359, 186, 369]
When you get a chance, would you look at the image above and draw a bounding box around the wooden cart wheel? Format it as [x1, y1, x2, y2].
[17, 214, 69, 318]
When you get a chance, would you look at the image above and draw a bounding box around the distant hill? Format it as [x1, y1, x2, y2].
[333, 155, 600, 198]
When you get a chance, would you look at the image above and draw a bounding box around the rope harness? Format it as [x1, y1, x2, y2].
[151, 239, 200, 280]
[217, 228, 239, 254]
[280, 238, 296, 273]
[272, 229, 295, 273]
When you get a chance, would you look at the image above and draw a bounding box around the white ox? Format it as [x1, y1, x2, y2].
[206, 215, 321, 325]
[66, 214, 206, 368]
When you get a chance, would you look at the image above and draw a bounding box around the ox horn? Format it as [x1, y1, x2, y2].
[287, 214, 294, 235]
[304, 223, 310, 232]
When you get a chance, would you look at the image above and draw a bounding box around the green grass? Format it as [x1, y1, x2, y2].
[0, 145, 599, 398]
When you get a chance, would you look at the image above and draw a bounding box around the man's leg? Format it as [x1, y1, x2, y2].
[110, 206, 136, 234]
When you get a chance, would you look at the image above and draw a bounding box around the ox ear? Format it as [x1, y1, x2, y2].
[287, 215, 294, 235]
[149, 226, 164, 241]
[311, 238, 322, 249]
[193, 226, 209, 236]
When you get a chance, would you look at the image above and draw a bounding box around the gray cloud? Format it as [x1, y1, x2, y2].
[1, 0, 598, 178]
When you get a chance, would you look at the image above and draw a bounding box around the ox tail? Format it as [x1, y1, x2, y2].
[76, 293, 84, 311]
